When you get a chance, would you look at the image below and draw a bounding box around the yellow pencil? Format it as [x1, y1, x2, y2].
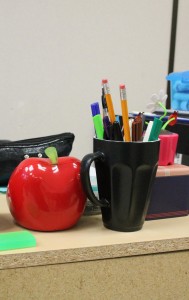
[120, 84, 131, 142]
[102, 79, 116, 124]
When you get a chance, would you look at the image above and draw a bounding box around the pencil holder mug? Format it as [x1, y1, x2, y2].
[81, 138, 160, 232]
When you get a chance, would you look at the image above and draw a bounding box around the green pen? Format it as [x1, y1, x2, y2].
[91, 102, 104, 139]
[148, 118, 163, 141]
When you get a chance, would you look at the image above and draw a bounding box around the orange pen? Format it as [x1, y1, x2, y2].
[120, 84, 131, 142]
[102, 79, 116, 124]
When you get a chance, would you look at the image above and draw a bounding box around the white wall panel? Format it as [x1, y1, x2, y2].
[0, 0, 172, 158]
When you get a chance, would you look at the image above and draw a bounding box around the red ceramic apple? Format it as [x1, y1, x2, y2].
[6, 147, 86, 231]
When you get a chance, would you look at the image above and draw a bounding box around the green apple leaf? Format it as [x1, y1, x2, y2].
[45, 147, 58, 165]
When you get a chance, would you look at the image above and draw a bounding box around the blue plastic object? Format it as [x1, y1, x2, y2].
[167, 70, 189, 111]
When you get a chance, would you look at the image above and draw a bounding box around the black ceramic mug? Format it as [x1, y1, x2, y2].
[81, 138, 160, 232]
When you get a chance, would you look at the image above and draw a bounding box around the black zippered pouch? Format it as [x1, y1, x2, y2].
[0, 132, 75, 186]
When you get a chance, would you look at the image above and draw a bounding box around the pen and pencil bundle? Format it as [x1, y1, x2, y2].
[91, 82, 179, 143]
[91, 79, 141, 142]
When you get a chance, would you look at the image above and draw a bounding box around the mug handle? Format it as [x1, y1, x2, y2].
[81, 151, 109, 207]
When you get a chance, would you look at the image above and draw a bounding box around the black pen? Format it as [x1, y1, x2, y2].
[101, 87, 111, 139]
[109, 121, 123, 141]
[101, 87, 108, 118]
[103, 115, 111, 139]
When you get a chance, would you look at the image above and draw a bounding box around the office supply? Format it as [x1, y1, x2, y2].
[0, 231, 36, 251]
[0, 133, 75, 186]
[161, 111, 178, 130]
[132, 110, 189, 155]
[143, 121, 153, 142]
[103, 115, 111, 139]
[148, 118, 163, 141]
[129, 118, 133, 140]
[91, 102, 104, 139]
[102, 79, 116, 124]
[131, 114, 143, 141]
[131, 121, 137, 141]
[158, 131, 179, 166]
[101, 87, 108, 118]
[133, 110, 189, 125]
[118, 114, 123, 129]
[116, 115, 120, 123]
[141, 112, 146, 131]
[81, 137, 160, 232]
[109, 121, 123, 141]
[101, 88, 111, 139]
[91, 102, 100, 117]
[120, 84, 131, 142]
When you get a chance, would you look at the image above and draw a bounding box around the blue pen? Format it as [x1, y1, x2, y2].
[91, 102, 104, 139]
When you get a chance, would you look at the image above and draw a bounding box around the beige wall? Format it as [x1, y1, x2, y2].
[0, 0, 173, 158]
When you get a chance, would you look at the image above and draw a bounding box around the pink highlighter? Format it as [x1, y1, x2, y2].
[158, 131, 179, 166]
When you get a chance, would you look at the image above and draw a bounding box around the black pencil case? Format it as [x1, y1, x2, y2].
[0, 132, 75, 186]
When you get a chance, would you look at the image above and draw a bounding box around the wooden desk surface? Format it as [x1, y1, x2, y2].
[0, 194, 189, 270]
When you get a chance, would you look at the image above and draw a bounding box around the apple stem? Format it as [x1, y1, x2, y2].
[44, 147, 58, 165]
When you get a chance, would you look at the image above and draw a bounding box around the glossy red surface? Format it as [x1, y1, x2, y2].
[158, 133, 178, 166]
[7, 156, 86, 231]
